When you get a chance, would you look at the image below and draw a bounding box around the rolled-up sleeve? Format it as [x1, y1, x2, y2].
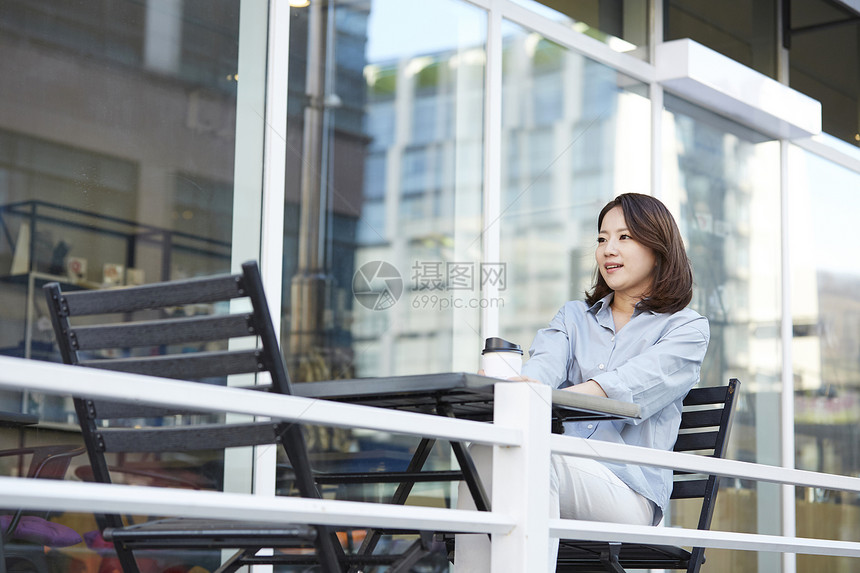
[521, 307, 573, 390]
[592, 316, 710, 420]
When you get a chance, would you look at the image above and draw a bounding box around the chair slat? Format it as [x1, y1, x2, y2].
[59, 274, 244, 315]
[97, 422, 281, 453]
[79, 349, 263, 380]
[89, 386, 270, 419]
[72, 314, 255, 350]
[104, 518, 317, 547]
[679, 408, 723, 429]
[88, 399, 208, 420]
[556, 379, 739, 573]
[313, 470, 464, 485]
[673, 431, 719, 452]
[556, 540, 691, 569]
[683, 386, 729, 406]
[670, 479, 708, 499]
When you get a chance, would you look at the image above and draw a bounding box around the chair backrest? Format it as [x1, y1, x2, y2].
[1, 445, 85, 549]
[1, 445, 83, 481]
[43, 261, 343, 571]
[671, 378, 740, 572]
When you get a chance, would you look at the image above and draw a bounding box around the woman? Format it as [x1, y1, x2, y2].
[455, 193, 709, 571]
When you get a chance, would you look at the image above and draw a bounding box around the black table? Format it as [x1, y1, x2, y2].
[294, 371, 640, 424]
[293, 372, 639, 554]
[294, 372, 640, 558]
[294, 371, 640, 550]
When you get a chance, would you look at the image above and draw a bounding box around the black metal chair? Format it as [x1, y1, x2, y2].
[43, 261, 429, 573]
[555, 378, 740, 573]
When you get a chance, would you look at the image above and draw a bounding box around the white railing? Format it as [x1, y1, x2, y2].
[2, 355, 860, 571]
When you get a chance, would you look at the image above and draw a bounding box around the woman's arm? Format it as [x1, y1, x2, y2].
[563, 379, 607, 397]
[518, 306, 573, 389]
[591, 316, 709, 420]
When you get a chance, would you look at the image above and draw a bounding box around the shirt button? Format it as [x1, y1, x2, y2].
[587, 424, 594, 429]
[598, 364, 605, 370]
[611, 336, 615, 342]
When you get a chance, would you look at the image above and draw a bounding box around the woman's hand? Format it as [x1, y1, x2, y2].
[562, 379, 608, 397]
[479, 370, 607, 396]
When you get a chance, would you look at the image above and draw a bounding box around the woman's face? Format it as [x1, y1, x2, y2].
[596, 206, 657, 302]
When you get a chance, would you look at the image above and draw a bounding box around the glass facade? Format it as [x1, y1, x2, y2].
[1, 0, 860, 571]
[790, 146, 860, 572]
[497, 21, 651, 345]
[0, 1, 266, 570]
[283, 0, 486, 381]
[663, 96, 783, 571]
[667, 0, 860, 150]
[0, 0, 248, 393]
[280, 0, 487, 535]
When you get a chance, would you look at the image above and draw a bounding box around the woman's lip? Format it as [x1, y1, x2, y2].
[604, 263, 623, 271]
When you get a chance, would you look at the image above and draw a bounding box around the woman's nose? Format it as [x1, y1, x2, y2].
[603, 238, 618, 254]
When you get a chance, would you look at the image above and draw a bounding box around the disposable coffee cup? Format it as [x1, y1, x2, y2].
[481, 337, 523, 379]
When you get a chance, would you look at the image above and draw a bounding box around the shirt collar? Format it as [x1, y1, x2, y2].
[588, 293, 616, 330]
[587, 292, 614, 315]
[587, 293, 659, 319]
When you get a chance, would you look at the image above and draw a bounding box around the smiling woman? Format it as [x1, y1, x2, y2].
[589, 193, 695, 326]
[496, 20, 653, 352]
[455, 193, 710, 570]
[595, 206, 658, 324]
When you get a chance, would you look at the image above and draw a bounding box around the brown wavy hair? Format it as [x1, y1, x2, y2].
[585, 193, 693, 314]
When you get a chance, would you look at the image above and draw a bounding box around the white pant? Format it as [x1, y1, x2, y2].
[453, 445, 655, 572]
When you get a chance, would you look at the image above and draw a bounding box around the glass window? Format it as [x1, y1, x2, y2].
[665, 0, 778, 79]
[282, 3, 485, 540]
[497, 20, 652, 351]
[786, 0, 860, 148]
[663, 94, 782, 572]
[0, 0, 146, 67]
[789, 145, 860, 571]
[0, 1, 267, 570]
[0, 0, 249, 418]
[511, 0, 649, 60]
[283, 0, 486, 379]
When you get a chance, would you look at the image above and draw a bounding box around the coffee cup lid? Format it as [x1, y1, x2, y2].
[482, 337, 523, 355]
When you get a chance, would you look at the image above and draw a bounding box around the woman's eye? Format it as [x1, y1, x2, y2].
[620, 234, 631, 240]
[597, 237, 606, 243]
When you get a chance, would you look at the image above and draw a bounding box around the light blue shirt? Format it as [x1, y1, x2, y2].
[521, 293, 710, 524]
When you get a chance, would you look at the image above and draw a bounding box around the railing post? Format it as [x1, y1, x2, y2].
[491, 382, 552, 571]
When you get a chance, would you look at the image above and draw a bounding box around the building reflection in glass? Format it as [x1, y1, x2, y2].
[283, 0, 486, 380]
[0, 0, 241, 420]
[790, 146, 860, 572]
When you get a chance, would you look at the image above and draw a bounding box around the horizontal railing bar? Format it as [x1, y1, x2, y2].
[551, 434, 860, 494]
[0, 476, 514, 535]
[0, 356, 521, 447]
[5, 476, 860, 559]
[6, 356, 860, 562]
[550, 518, 860, 558]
